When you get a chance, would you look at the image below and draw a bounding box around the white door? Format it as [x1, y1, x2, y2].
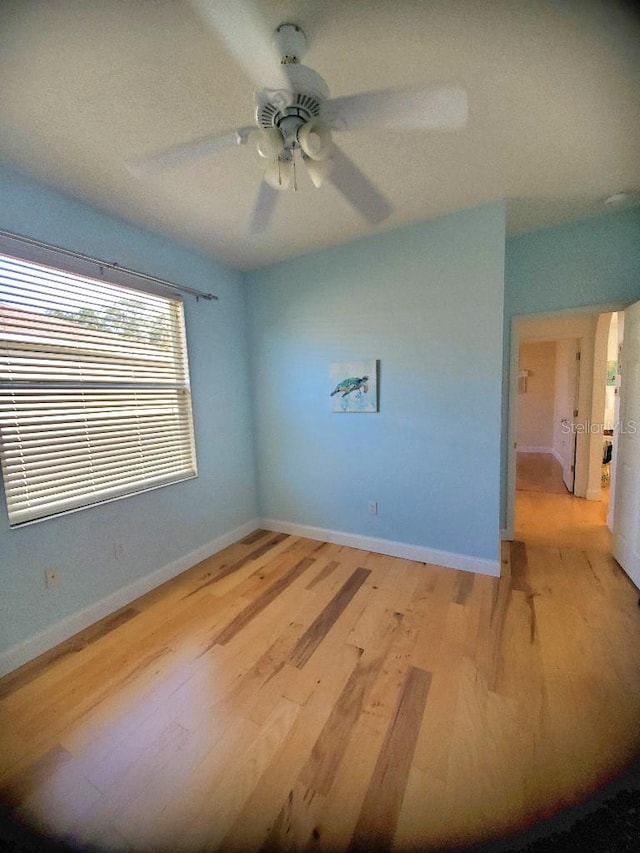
[561, 343, 581, 493]
[613, 299, 640, 591]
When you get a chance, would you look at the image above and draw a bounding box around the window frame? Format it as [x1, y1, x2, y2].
[0, 235, 198, 528]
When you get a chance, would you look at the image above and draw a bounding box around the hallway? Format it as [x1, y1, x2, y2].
[515, 451, 611, 551]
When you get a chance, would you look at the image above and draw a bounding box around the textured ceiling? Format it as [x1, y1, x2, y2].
[0, 0, 638, 270]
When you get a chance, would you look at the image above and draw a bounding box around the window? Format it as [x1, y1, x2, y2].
[0, 252, 197, 526]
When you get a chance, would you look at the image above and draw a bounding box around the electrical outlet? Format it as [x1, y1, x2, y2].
[114, 541, 125, 560]
[368, 501, 378, 515]
[45, 569, 60, 588]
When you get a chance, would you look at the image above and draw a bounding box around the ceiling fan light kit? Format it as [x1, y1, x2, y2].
[252, 127, 285, 160]
[306, 157, 334, 189]
[298, 119, 332, 160]
[128, 15, 467, 232]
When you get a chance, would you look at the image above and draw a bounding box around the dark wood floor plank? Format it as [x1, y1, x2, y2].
[211, 556, 317, 646]
[483, 571, 512, 693]
[455, 571, 475, 605]
[509, 541, 537, 642]
[0, 607, 140, 700]
[236, 539, 328, 601]
[510, 540, 530, 592]
[240, 529, 272, 546]
[348, 665, 432, 852]
[183, 533, 290, 598]
[288, 567, 371, 670]
[305, 560, 340, 591]
[299, 609, 403, 794]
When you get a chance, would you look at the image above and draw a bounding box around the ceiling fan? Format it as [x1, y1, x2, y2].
[128, 3, 468, 233]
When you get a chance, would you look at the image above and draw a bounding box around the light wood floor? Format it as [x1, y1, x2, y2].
[516, 451, 612, 551]
[516, 451, 569, 495]
[2, 512, 639, 850]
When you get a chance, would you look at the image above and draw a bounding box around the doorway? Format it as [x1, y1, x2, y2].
[506, 308, 623, 551]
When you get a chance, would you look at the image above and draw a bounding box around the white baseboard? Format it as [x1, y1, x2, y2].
[260, 518, 500, 578]
[0, 518, 260, 678]
[586, 487, 603, 501]
[517, 446, 555, 455]
[0, 516, 501, 678]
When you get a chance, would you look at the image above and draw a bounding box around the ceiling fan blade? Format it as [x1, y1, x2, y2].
[328, 144, 392, 225]
[127, 127, 253, 175]
[321, 85, 468, 132]
[250, 180, 279, 233]
[190, 0, 290, 90]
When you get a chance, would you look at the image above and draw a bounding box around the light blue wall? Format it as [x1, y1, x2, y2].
[5, 163, 635, 663]
[505, 209, 640, 318]
[0, 165, 258, 653]
[501, 208, 640, 525]
[247, 203, 506, 565]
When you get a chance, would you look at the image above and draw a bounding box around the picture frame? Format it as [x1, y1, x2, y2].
[329, 359, 378, 412]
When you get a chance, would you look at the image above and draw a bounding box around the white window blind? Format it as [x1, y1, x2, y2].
[0, 252, 197, 526]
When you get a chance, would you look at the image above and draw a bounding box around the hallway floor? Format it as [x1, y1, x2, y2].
[515, 452, 611, 551]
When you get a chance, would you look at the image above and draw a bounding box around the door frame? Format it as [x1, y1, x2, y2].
[612, 298, 640, 590]
[561, 338, 581, 494]
[504, 304, 625, 541]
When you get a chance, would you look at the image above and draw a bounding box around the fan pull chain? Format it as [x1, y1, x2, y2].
[293, 157, 298, 192]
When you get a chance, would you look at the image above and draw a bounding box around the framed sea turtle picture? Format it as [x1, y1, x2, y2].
[329, 360, 378, 412]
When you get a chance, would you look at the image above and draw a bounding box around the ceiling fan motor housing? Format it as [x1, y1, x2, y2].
[255, 63, 331, 154]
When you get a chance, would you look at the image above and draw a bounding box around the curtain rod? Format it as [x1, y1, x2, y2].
[0, 228, 218, 301]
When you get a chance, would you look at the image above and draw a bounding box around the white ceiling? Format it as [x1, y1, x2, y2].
[0, 0, 638, 270]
